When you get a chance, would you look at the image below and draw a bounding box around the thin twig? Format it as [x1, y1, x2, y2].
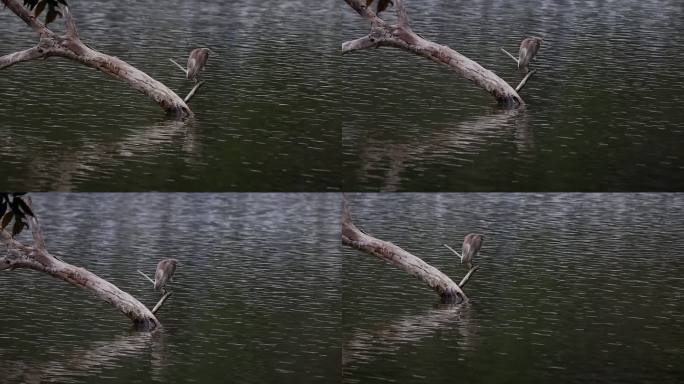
[501, 48, 519, 65]
[458, 265, 479, 288]
[169, 58, 188, 76]
[394, 0, 410, 27]
[443, 244, 462, 260]
[63, 6, 79, 39]
[152, 291, 173, 314]
[515, 69, 537, 93]
[184, 81, 205, 103]
[137, 270, 155, 285]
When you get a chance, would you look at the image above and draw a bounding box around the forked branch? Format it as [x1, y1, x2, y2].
[1, 198, 172, 330]
[1, 0, 191, 118]
[342, 199, 475, 303]
[342, 0, 524, 107]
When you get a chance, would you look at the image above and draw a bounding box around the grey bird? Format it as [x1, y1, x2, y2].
[186, 48, 211, 83]
[518, 37, 543, 72]
[461, 233, 484, 270]
[154, 258, 178, 294]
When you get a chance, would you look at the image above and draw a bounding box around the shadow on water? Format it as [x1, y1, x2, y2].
[23, 120, 201, 191]
[354, 109, 531, 191]
[0, 331, 170, 384]
[344, 303, 477, 367]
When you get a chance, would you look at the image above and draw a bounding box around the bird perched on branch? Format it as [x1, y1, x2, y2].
[154, 258, 178, 294]
[518, 37, 543, 72]
[461, 233, 484, 270]
[187, 48, 212, 83]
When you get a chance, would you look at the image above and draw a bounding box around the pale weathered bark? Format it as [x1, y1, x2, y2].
[341, 199, 473, 303]
[1, 199, 169, 330]
[0, 0, 191, 118]
[342, 0, 524, 107]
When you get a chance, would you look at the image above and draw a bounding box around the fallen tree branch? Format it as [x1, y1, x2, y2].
[443, 243, 462, 260]
[1, 0, 191, 118]
[515, 69, 537, 93]
[138, 269, 155, 285]
[184, 80, 205, 103]
[342, 0, 524, 107]
[1, 198, 164, 330]
[458, 265, 479, 288]
[169, 58, 188, 76]
[501, 48, 519, 65]
[152, 291, 173, 314]
[342, 199, 470, 303]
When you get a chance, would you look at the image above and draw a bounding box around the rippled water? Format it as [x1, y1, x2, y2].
[343, 193, 684, 383]
[0, 193, 340, 383]
[341, 0, 684, 191]
[0, 1, 341, 191]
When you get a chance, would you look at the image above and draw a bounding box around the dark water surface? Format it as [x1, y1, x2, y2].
[0, 1, 341, 191]
[341, 0, 684, 191]
[343, 193, 684, 383]
[0, 193, 341, 383]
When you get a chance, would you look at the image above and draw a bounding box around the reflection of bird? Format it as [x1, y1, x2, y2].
[154, 259, 178, 294]
[518, 37, 543, 72]
[187, 48, 211, 83]
[461, 234, 484, 270]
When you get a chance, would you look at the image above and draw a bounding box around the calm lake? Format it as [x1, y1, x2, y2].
[0, 193, 341, 383]
[0, 1, 341, 191]
[343, 193, 684, 383]
[341, 0, 684, 191]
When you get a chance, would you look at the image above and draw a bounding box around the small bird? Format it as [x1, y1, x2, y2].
[186, 48, 211, 83]
[154, 258, 178, 294]
[518, 37, 543, 72]
[461, 233, 484, 270]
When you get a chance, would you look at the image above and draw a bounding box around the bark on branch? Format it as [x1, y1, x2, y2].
[1, 199, 168, 330]
[341, 199, 470, 303]
[342, 0, 524, 107]
[1, 0, 191, 118]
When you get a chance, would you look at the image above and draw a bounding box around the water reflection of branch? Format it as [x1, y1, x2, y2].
[343, 304, 477, 366]
[0, 331, 168, 384]
[356, 109, 531, 191]
[25, 119, 201, 191]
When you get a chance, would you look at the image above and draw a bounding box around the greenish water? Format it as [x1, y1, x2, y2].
[342, 0, 684, 191]
[343, 193, 684, 383]
[0, 1, 341, 191]
[0, 193, 341, 383]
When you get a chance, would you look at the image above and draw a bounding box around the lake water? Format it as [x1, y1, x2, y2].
[0, 193, 341, 383]
[343, 193, 684, 383]
[0, 1, 341, 191]
[341, 0, 684, 191]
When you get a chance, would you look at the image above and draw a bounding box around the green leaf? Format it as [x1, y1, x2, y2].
[34, 0, 46, 17]
[1, 212, 14, 231]
[16, 198, 34, 217]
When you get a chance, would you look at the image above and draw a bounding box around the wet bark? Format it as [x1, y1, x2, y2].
[0, 0, 191, 118]
[1, 199, 167, 330]
[341, 199, 472, 303]
[342, 0, 524, 107]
